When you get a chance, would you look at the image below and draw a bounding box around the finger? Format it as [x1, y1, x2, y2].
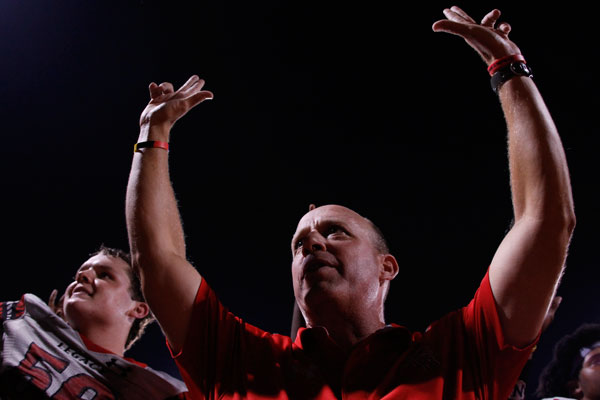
[177, 75, 200, 93]
[180, 78, 206, 97]
[551, 296, 563, 310]
[442, 8, 470, 23]
[432, 19, 472, 36]
[159, 82, 175, 94]
[166, 90, 213, 124]
[481, 9, 501, 27]
[498, 22, 511, 35]
[149, 82, 161, 98]
[183, 90, 214, 108]
[48, 289, 57, 307]
[175, 90, 213, 116]
[449, 6, 476, 24]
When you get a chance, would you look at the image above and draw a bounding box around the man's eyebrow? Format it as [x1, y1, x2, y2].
[96, 263, 122, 274]
[324, 219, 349, 227]
[76, 262, 117, 274]
[291, 226, 309, 245]
[291, 219, 350, 242]
[291, 230, 303, 243]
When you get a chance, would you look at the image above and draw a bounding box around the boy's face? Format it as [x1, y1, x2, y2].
[62, 253, 139, 330]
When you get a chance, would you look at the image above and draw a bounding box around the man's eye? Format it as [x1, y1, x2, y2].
[294, 239, 303, 250]
[587, 354, 600, 367]
[98, 272, 111, 279]
[326, 225, 343, 235]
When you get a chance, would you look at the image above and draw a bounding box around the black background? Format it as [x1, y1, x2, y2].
[1, 1, 598, 397]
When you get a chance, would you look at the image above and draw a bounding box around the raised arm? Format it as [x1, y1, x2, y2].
[433, 7, 575, 347]
[126, 75, 213, 352]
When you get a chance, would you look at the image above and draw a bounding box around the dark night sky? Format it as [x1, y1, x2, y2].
[1, 1, 598, 396]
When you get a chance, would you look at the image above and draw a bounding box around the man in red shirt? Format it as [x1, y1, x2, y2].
[126, 6, 575, 399]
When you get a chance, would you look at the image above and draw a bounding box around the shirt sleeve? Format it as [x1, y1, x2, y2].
[461, 269, 539, 398]
[422, 270, 538, 399]
[169, 278, 292, 398]
[0, 296, 26, 322]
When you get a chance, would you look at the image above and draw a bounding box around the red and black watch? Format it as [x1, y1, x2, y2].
[490, 60, 533, 94]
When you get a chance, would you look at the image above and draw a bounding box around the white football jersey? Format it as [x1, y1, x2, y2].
[0, 294, 188, 399]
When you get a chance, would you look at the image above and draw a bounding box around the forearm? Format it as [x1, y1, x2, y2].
[126, 124, 202, 350]
[126, 124, 187, 263]
[500, 76, 575, 229]
[488, 76, 575, 346]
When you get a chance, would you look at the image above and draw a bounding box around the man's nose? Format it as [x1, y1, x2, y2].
[76, 268, 94, 283]
[302, 231, 327, 256]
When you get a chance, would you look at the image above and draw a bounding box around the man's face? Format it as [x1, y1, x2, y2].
[291, 205, 385, 318]
[576, 346, 600, 398]
[63, 254, 139, 330]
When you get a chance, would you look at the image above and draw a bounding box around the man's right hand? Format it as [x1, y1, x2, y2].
[432, 6, 521, 66]
[138, 75, 213, 141]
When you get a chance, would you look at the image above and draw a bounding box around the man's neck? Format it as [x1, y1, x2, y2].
[77, 324, 128, 357]
[306, 309, 386, 351]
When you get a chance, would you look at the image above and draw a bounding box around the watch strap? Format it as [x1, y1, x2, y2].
[490, 61, 533, 94]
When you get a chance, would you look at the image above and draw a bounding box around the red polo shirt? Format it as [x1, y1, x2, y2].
[170, 271, 536, 399]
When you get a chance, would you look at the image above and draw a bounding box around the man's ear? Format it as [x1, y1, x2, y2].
[379, 254, 399, 282]
[128, 301, 150, 320]
[567, 379, 583, 399]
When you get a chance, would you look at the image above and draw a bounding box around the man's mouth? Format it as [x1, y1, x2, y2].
[301, 252, 338, 278]
[304, 260, 326, 273]
[73, 286, 92, 296]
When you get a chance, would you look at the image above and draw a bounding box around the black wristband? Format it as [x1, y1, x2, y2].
[490, 61, 533, 94]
